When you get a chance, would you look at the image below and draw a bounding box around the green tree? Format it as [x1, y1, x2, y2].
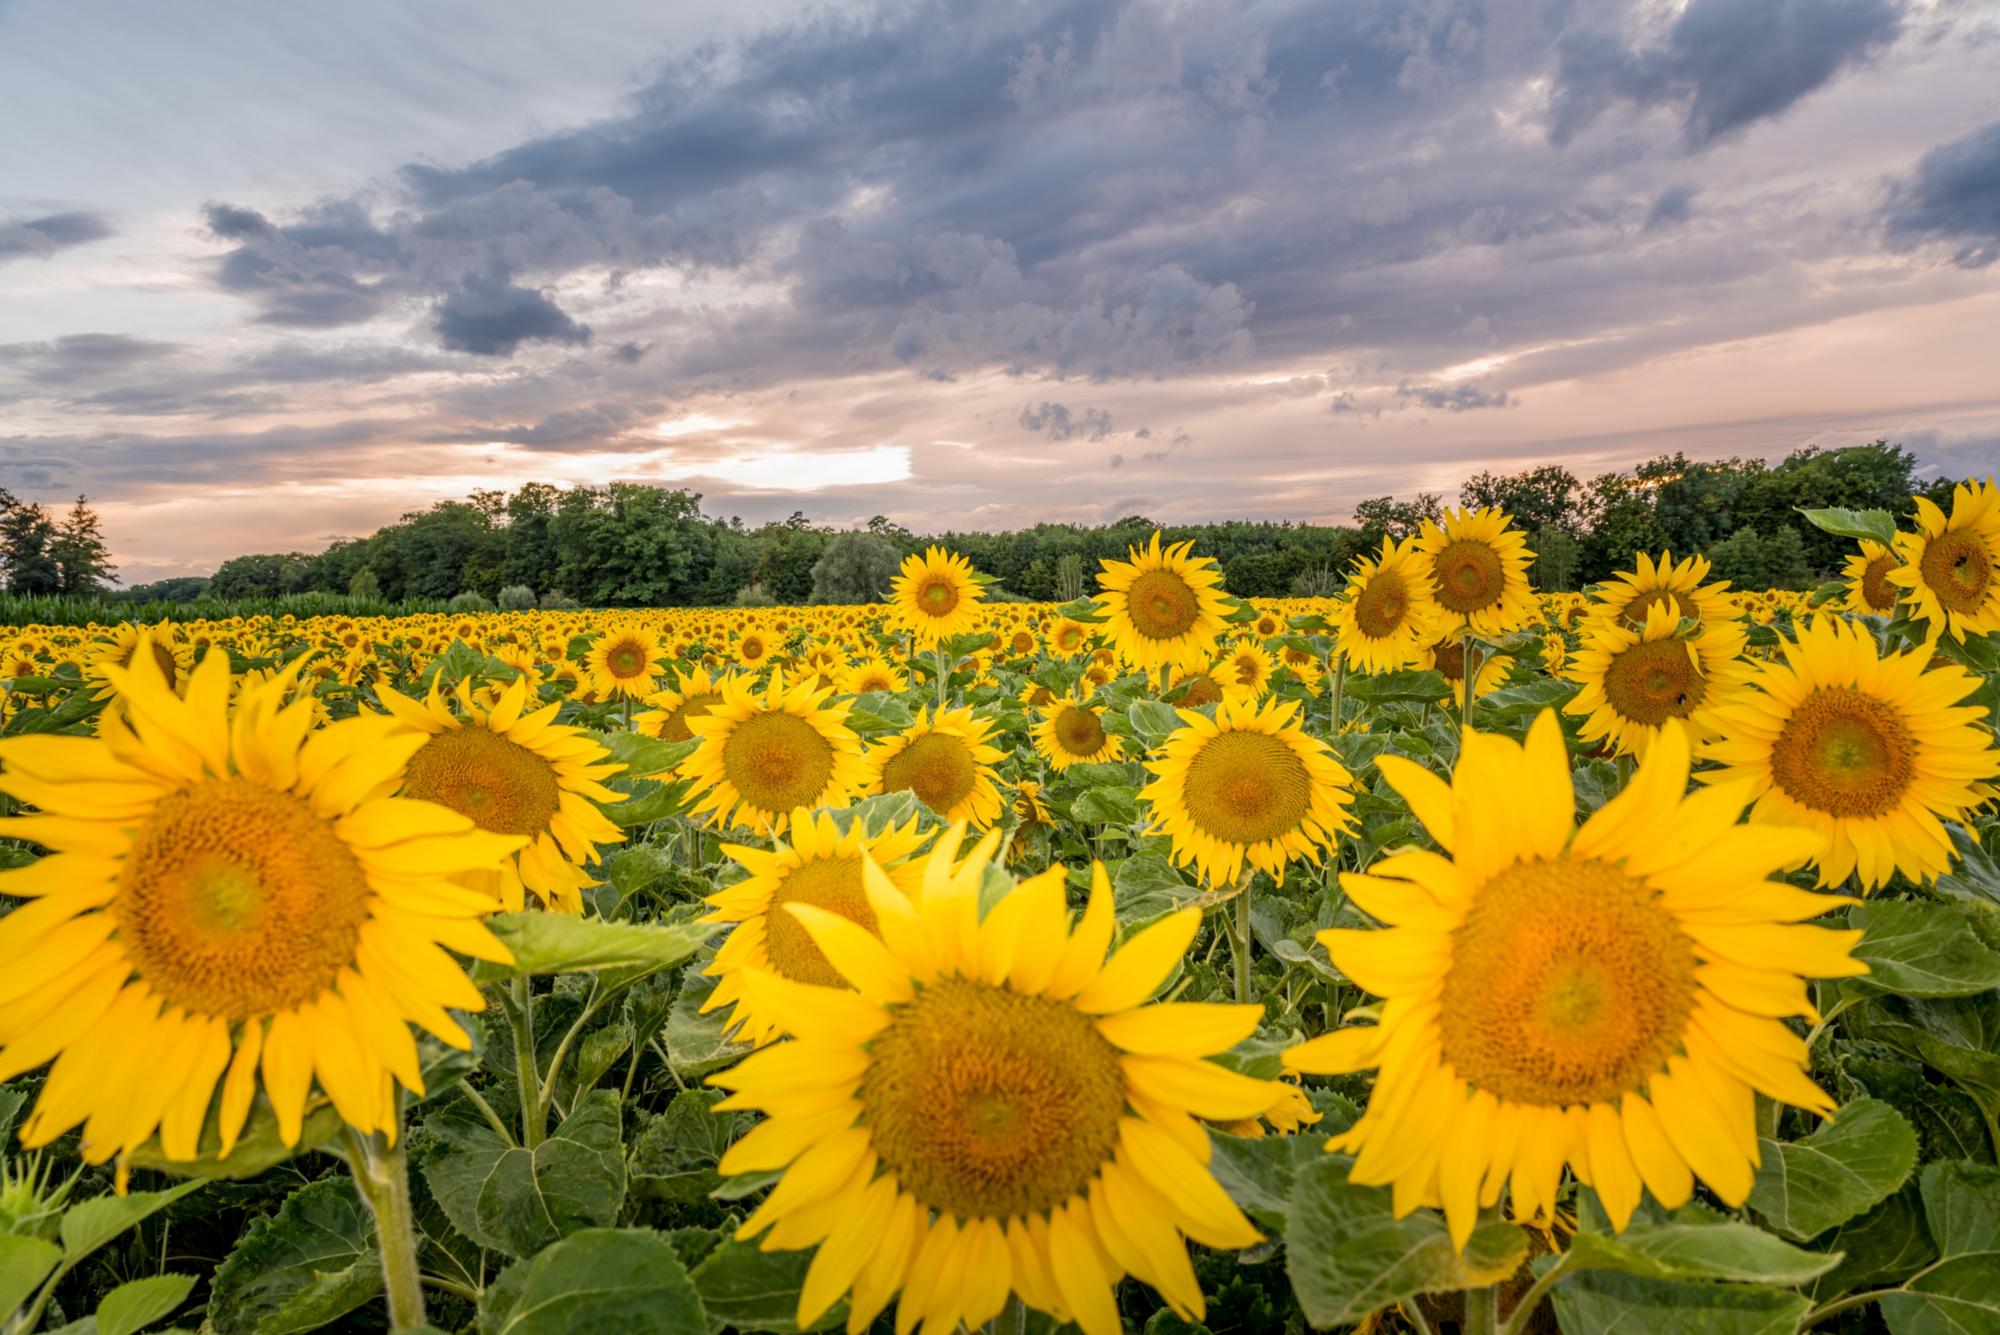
[809, 532, 901, 603]
[49, 495, 117, 594]
[1531, 524, 1581, 591]
[1460, 466, 1580, 534]
[1352, 493, 1444, 542]
[347, 568, 381, 599]
[0, 499, 62, 594]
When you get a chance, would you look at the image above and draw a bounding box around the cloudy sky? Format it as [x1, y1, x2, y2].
[2, 0, 1997, 583]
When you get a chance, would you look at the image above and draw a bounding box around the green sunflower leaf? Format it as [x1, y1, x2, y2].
[476, 1227, 705, 1335]
[1747, 1098, 1920, 1241]
[1849, 901, 2000, 997]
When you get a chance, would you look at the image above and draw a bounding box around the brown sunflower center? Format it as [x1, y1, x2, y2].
[604, 638, 650, 678]
[764, 854, 877, 989]
[880, 732, 978, 815]
[721, 710, 836, 813]
[917, 576, 961, 617]
[661, 691, 723, 743]
[1054, 626, 1084, 653]
[1354, 571, 1413, 638]
[1230, 652, 1264, 686]
[1052, 705, 1108, 757]
[1602, 638, 1706, 726]
[1125, 569, 1201, 641]
[1440, 857, 1696, 1106]
[1622, 589, 1697, 627]
[1432, 641, 1466, 682]
[740, 636, 767, 661]
[1768, 686, 1916, 818]
[117, 778, 372, 1020]
[403, 725, 562, 836]
[1181, 729, 1312, 846]
[1023, 684, 1055, 708]
[1918, 532, 1994, 615]
[859, 976, 1126, 1220]
[1176, 672, 1224, 708]
[1010, 631, 1036, 655]
[1859, 554, 1899, 614]
[1432, 540, 1506, 615]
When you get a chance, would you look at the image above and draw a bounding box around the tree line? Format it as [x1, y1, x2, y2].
[0, 489, 117, 596]
[84, 440, 1955, 609]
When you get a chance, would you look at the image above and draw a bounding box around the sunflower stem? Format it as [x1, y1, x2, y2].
[1464, 1282, 1499, 1335]
[1458, 632, 1479, 754]
[934, 646, 949, 710]
[1329, 653, 1347, 735]
[1233, 869, 1255, 1004]
[1497, 1252, 1573, 1335]
[508, 976, 546, 1148]
[344, 1124, 428, 1332]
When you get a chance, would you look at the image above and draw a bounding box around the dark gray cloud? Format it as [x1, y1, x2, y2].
[0, 210, 113, 263]
[1550, 0, 1904, 148]
[1019, 400, 1113, 441]
[1644, 184, 1697, 232]
[432, 271, 591, 356]
[1885, 119, 2000, 269]
[1396, 382, 1516, 411]
[0, 333, 179, 385]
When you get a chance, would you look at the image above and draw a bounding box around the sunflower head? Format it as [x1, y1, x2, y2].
[891, 547, 987, 648]
[634, 665, 730, 745]
[1888, 478, 2000, 642]
[1841, 540, 1902, 617]
[379, 674, 627, 913]
[1702, 615, 2000, 889]
[1415, 508, 1538, 637]
[1586, 551, 1734, 634]
[585, 627, 666, 698]
[865, 704, 1006, 826]
[1336, 536, 1444, 672]
[1140, 694, 1355, 887]
[709, 827, 1271, 1335]
[681, 673, 870, 834]
[1290, 712, 1865, 1246]
[1031, 691, 1124, 771]
[1096, 531, 1231, 674]
[0, 632, 522, 1163]
[1564, 601, 1749, 758]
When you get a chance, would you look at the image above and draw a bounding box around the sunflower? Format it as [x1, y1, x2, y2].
[1335, 537, 1443, 673]
[1012, 780, 1052, 829]
[1031, 691, 1124, 771]
[1585, 551, 1735, 634]
[683, 673, 870, 834]
[1097, 532, 1231, 675]
[843, 657, 906, 695]
[1213, 640, 1276, 702]
[85, 622, 186, 702]
[1289, 712, 1865, 1245]
[1140, 694, 1355, 887]
[1564, 602, 1750, 758]
[735, 630, 777, 671]
[1842, 540, 1902, 617]
[377, 675, 626, 913]
[634, 665, 730, 744]
[1414, 508, 1538, 638]
[1889, 477, 2000, 642]
[710, 831, 1272, 1335]
[1699, 615, 2000, 890]
[891, 547, 987, 649]
[864, 705, 1006, 827]
[1423, 634, 1512, 699]
[1045, 617, 1090, 657]
[585, 627, 666, 698]
[0, 636, 521, 1162]
[700, 809, 931, 1046]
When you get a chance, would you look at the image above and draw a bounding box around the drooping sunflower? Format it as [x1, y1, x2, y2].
[1335, 536, 1443, 673]
[634, 665, 731, 744]
[1894, 479, 2000, 641]
[584, 626, 667, 698]
[682, 673, 871, 834]
[1565, 602, 1750, 758]
[700, 809, 931, 1046]
[1585, 551, 1735, 634]
[864, 704, 1006, 827]
[711, 832, 1272, 1335]
[377, 675, 626, 913]
[1699, 615, 2000, 890]
[1289, 713, 1865, 1245]
[1841, 540, 1902, 617]
[0, 637, 521, 1162]
[1414, 508, 1538, 638]
[1140, 694, 1355, 887]
[1096, 531, 1231, 675]
[891, 547, 987, 649]
[1031, 690, 1124, 771]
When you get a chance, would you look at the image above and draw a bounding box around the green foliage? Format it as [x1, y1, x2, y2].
[422, 1091, 628, 1259]
[476, 1228, 704, 1334]
[207, 1178, 380, 1334]
[807, 531, 900, 604]
[495, 584, 537, 610]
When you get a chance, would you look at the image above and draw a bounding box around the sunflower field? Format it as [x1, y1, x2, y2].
[2, 487, 2000, 1335]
